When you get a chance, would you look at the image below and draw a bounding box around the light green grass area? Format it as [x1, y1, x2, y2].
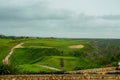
[23, 39, 86, 49]
[23, 39, 91, 55]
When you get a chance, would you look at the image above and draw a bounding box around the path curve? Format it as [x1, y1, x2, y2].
[3, 43, 24, 65]
[35, 64, 61, 71]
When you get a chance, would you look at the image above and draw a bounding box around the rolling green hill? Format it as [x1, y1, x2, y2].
[10, 38, 95, 73]
[0, 37, 120, 74]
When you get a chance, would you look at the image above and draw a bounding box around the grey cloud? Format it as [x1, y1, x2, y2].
[0, 0, 71, 21]
[101, 15, 120, 20]
[0, 0, 120, 38]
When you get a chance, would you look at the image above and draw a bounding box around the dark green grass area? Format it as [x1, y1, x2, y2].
[36, 56, 100, 71]
[36, 56, 78, 71]
[10, 48, 61, 65]
[10, 48, 98, 71]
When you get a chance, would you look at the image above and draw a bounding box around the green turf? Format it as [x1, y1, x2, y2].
[23, 39, 91, 55]
[9, 38, 95, 72]
[1, 38, 120, 74]
[9, 38, 98, 73]
[19, 64, 55, 73]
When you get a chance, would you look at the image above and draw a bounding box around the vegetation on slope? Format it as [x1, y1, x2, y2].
[0, 64, 21, 75]
[19, 64, 56, 73]
[0, 39, 23, 63]
[10, 38, 97, 73]
[10, 48, 61, 65]
[0, 36, 120, 74]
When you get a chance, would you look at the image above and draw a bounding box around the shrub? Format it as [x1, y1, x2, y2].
[0, 64, 21, 75]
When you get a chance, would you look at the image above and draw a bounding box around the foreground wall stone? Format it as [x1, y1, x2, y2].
[0, 74, 120, 80]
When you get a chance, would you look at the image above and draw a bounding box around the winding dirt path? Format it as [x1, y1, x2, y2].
[3, 43, 24, 65]
[35, 64, 61, 71]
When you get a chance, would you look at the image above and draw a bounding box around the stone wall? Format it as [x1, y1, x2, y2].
[0, 74, 120, 80]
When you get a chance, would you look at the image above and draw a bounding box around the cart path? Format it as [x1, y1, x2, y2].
[35, 64, 61, 71]
[3, 43, 24, 65]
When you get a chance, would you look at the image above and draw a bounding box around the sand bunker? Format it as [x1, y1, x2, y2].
[69, 45, 84, 49]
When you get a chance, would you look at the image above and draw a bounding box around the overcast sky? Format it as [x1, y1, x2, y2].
[0, 0, 120, 38]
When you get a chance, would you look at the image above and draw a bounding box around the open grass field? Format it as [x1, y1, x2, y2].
[1, 38, 120, 74]
[9, 38, 97, 73]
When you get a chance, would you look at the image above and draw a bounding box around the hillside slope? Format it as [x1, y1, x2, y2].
[2, 38, 120, 73]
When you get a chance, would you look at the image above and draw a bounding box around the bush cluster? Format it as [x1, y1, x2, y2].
[0, 64, 20, 75]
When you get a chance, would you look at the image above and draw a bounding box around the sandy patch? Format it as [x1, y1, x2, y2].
[69, 45, 84, 49]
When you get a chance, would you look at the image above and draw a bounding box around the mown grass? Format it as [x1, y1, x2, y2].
[19, 64, 55, 73]
[1, 38, 120, 74]
[23, 39, 90, 55]
[10, 38, 96, 73]
[23, 39, 87, 48]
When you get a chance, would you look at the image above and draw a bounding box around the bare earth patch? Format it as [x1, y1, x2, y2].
[69, 45, 84, 49]
[14, 43, 24, 48]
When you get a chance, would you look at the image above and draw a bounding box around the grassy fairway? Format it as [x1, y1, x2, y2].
[1, 38, 120, 74]
[10, 38, 96, 72]
[23, 39, 90, 55]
